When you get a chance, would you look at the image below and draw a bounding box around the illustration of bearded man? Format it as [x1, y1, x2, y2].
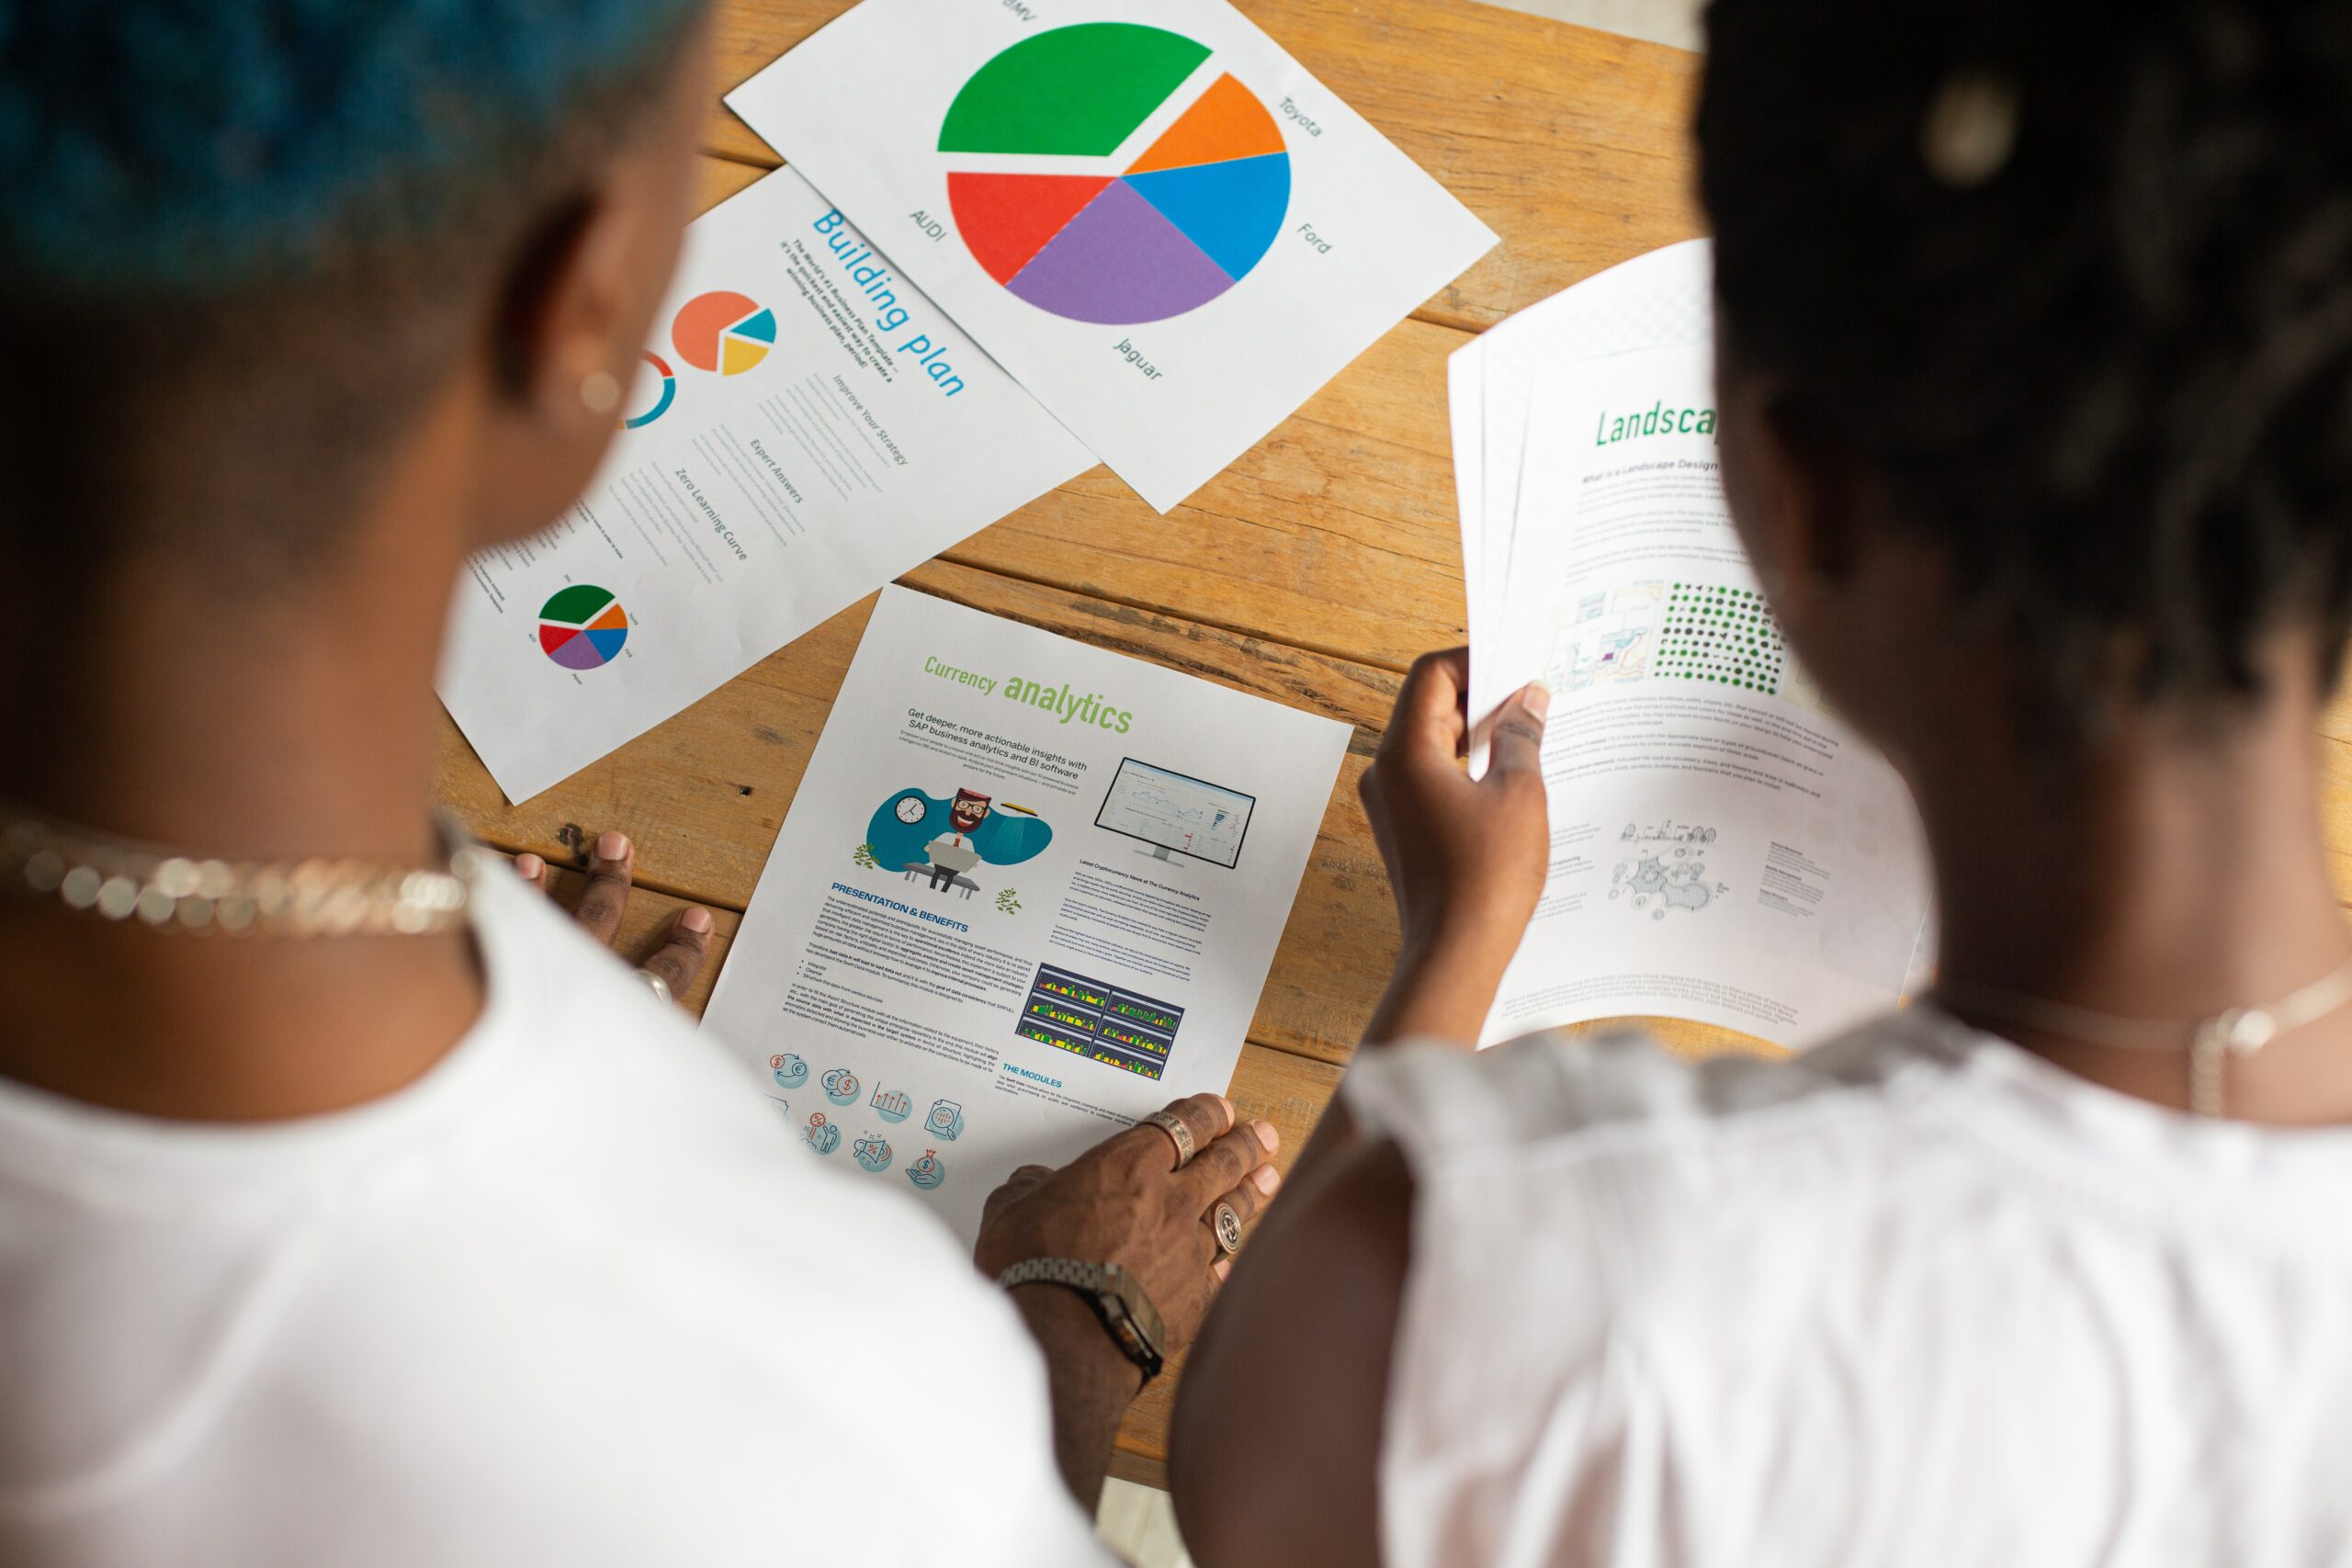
[926, 788, 992, 888]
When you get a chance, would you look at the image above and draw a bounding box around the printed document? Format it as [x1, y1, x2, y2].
[702, 585, 1351, 1240]
[437, 168, 1093, 802]
[725, 0, 1498, 512]
[1459, 245, 1934, 1048]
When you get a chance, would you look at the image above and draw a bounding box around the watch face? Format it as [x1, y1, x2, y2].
[895, 795, 929, 824]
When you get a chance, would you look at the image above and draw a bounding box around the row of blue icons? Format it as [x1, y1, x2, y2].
[769, 1055, 957, 1190]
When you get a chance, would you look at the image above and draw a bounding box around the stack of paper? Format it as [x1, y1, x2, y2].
[1453, 243, 1935, 1050]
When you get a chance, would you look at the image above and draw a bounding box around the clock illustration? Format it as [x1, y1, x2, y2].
[895, 795, 929, 824]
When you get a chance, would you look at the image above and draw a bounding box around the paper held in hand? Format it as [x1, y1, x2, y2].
[1454, 242, 1937, 1050]
[726, 0, 1498, 512]
[701, 585, 1350, 1242]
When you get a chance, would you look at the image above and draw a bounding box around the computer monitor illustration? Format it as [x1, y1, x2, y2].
[1092, 759, 1256, 869]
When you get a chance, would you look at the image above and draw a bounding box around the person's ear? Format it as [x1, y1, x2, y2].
[458, 17, 711, 547]
[466, 175, 684, 539]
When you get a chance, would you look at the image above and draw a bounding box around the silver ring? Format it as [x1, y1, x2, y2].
[637, 967, 673, 1005]
[1143, 1109, 1196, 1168]
[1212, 1202, 1243, 1256]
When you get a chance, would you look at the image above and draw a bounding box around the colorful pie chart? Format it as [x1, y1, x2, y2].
[538, 585, 629, 671]
[940, 25, 1290, 326]
[671, 290, 776, 376]
[622, 351, 676, 429]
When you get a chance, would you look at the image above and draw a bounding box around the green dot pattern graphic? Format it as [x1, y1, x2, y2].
[1657, 584, 1786, 694]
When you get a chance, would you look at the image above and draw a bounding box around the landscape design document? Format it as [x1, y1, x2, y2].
[1460, 246, 1933, 1049]
[703, 586, 1351, 1240]
[437, 168, 1093, 802]
[726, 0, 1498, 512]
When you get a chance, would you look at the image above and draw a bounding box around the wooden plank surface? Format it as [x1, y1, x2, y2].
[695, 152, 1479, 671]
[700, 0, 1709, 333]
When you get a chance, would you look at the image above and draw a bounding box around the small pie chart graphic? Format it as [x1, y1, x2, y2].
[672, 291, 776, 376]
[621, 351, 675, 429]
[940, 24, 1290, 326]
[538, 585, 629, 671]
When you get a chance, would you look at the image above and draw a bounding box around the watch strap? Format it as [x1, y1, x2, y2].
[996, 1258, 1168, 1382]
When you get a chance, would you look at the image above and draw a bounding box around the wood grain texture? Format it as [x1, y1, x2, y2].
[698, 0, 1708, 333]
[693, 152, 1473, 671]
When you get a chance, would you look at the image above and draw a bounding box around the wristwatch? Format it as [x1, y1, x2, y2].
[996, 1258, 1168, 1382]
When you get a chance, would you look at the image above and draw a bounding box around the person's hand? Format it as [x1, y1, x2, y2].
[977, 1093, 1280, 1357]
[974, 1094, 1281, 1506]
[514, 829, 713, 1005]
[1361, 649, 1551, 962]
[1357, 649, 1550, 1045]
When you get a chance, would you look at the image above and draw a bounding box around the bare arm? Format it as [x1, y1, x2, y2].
[1173, 651, 1552, 1565]
[1281, 651, 1551, 1190]
[1170, 1134, 1413, 1568]
[975, 1092, 1282, 1512]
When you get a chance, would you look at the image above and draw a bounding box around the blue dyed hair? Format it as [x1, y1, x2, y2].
[0, 0, 705, 290]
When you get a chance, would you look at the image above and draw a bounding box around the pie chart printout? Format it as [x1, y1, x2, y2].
[941, 24, 1290, 326]
[671, 290, 777, 376]
[538, 585, 630, 671]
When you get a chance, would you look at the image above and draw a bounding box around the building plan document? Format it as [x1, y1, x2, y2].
[725, 0, 1498, 512]
[437, 168, 1094, 802]
[1458, 244, 1934, 1049]
[702, 585, 1351, 1241]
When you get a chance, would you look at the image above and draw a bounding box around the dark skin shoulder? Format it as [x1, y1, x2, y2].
[1171, 1133, 1413, 1568]
[1172, 650, 1552, 1568]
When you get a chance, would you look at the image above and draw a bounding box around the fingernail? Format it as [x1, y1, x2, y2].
[1253, 1165, 1281, 1196]
[1216, 1094, 1235, 1124]
[595, 830, 629, 863]
[1253, 1119, 1279, 1152]
[1213, 1258, 1233, 1282]
[681, 906, 712, 934]
[513, 852, 543, 878]
[1521, 682, 1551, 720]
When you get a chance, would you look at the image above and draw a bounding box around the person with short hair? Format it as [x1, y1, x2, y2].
[1171, 2, 2352, 1562]
[0, 5, 1277, 1562]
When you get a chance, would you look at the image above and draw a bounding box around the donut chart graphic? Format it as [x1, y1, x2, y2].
[537, 586, 628, 671]
[940, 24, 1289, 325]
[671, 290, 777, 376]
[621, 351, 676, 429]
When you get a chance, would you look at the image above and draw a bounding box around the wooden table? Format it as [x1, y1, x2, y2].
[428, 0, 1730, 1485]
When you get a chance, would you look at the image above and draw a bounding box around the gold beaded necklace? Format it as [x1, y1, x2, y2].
[0, 799, 475, 937]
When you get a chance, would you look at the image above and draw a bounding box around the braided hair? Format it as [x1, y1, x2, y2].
[1698, 0, 2352, 736]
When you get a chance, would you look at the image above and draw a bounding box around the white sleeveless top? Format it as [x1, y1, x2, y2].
[1346, 1009, 2352, 1568]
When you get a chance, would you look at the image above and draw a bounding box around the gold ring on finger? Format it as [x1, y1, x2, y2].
[1145, 1109, 1196, 1168]
[1213, 1201, 1243, 1256]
